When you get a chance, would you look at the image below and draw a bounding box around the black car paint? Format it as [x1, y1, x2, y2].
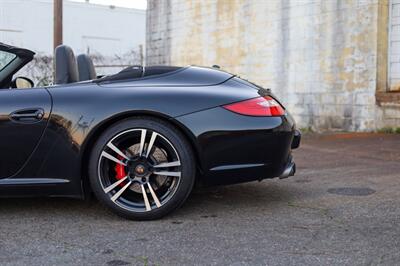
[0, 88, 51, 178]
[177, 107, 295, 185]
[0, 65, 298, 198]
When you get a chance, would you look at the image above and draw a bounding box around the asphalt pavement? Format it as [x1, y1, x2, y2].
[0, 133, 399, 266]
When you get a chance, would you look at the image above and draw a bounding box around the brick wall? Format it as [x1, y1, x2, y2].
[146, 0, 400, 131]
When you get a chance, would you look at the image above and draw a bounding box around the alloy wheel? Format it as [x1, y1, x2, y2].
[97, 128, 182, 212]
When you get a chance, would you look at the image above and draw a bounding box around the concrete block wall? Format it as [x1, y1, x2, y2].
[146, 0, 400, 131]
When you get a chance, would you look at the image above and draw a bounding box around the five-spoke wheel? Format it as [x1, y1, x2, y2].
[89, 117, 195, 220]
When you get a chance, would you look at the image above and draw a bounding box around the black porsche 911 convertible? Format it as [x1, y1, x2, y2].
[0, 43, 300, 220]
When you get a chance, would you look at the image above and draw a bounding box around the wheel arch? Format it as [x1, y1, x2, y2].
[79, 110, 203, 197]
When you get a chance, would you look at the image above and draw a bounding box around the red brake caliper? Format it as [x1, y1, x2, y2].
[115, 155, 127, 181]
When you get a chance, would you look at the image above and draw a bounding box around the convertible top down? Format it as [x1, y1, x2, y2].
[0, 43, 300, 220]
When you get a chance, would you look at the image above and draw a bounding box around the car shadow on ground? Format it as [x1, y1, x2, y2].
[0, 181, 297, 221]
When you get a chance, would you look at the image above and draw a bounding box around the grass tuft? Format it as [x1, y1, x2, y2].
[299, 127, 313, 134]
[377, 127, 400, 134]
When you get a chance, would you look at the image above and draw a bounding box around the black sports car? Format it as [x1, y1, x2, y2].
[0, 43, 300, 220]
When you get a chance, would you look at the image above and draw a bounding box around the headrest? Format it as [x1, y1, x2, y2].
[55, 45, 79, 84]
[77, 54, 96, 81]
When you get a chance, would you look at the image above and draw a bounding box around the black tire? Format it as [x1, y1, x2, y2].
[88, 116, 195, 220]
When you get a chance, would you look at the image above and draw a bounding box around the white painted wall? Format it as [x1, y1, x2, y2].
[389, 0, 400, 90]
[147, 0, 400, 131]
[0, 0, 145, 57]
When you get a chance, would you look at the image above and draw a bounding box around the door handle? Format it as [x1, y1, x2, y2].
[9, 108, 45, 123]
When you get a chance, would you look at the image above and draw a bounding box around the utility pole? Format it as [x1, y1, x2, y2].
[53, 0, 63, 51]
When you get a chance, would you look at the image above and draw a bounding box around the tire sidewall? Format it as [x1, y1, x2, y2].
[88, 117, 195, 220]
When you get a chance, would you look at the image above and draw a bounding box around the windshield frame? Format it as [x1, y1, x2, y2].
[0, 43, 35, 88]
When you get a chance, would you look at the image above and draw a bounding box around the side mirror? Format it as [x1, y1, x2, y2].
[12, 77, 34, 89]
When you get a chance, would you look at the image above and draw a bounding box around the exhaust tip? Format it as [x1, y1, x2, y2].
[279, 162, 296, 179]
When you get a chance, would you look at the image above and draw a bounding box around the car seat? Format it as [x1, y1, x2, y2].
[77, 54, 96, 81]
[54, 45, 79, 84]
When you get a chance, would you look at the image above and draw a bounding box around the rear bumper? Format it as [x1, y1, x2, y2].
[278, 130, 300, 179]
[176, 107, 300, 185]
[291, 130, 301, 149]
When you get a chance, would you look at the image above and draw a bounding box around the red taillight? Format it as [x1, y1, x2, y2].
[223, 96, 285, 117]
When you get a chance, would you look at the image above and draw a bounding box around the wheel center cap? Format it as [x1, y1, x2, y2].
[135, 165, 146, 175]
